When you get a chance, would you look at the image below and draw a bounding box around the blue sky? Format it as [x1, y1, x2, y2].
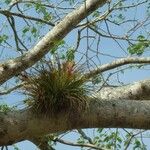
[0, 0, 150, 149]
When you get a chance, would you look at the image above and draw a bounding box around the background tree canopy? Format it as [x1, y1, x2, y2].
[0, 0, 150, 149]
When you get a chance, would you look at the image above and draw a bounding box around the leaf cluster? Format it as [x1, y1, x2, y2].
[128, 35, 150, 56]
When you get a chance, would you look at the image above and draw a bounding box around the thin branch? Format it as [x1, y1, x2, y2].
[30, 137, 55, 150]
[124, 130, 145, 150]
[89, 25, 143, 42]
[10, 0, 75, 10]
[78, 129, 93, 144]
[116, 0, 148, 10]
[77, 0, 121, 28]
[0, 83, 23, 95]
[54, 138, 104, 150]
[7, 16, 28, 52]
[0, 10, 55, 26]
[77, 9, 111, 28]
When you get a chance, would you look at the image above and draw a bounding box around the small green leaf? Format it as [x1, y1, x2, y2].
[66, 48, 75, 61]
[31, 27, 37, 34]
[13, 145, 20, 150]
[22, 27, 30, 34]
[93, 11, 100, 17]
[5, 0, 11, 4]
[137, 35, 145, 40]
[0, 35, 8, 44]
[43, 12, 52, 21]
[92, 75, 101, 85]
[51, 40, 65, 54]
[128, 35, 150, 56]
[0, 104, 11, 114]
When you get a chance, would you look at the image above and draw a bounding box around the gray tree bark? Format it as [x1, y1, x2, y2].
[1, 78, 150, 146]
[0, 0, 150, 148]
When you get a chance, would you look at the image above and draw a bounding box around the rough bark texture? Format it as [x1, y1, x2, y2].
[1, 0, 150, 148]
[1, 95, 150, 146]
[1, 76, 150, 146]
[96, 79, 150, 100]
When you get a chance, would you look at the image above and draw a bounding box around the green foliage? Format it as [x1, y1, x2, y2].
[34, 2, 48, 15]
[13, 145, 20, 150]
[92, 75, 102, 85]
[76, 129, 148, 150]
[23, 61, 89, 116]
[111, 13, 125, 24]
[92, 11, 100, 17]
[4, 0, 11, 4]
[22, 26, 36, 38]
[77, 129, 123, 149]
[117, 14, 125, 21]
[34, 2, 52, 21]
[0, 35, 8, 44]
[95, 129, 122, 149]
[1, 0, 150, 149]
[43, 12, 52, 21]
[31, 27, 38, 37]
[0, 104, 12, 114]
[123, 130, 147, 150]
[66, 48, 75, 61]
[51, 40, 65, 54]
[128, 35, 150, 56]
[22, 27, 30, 34]
[24, 1, 52, 21]
[134, 139, 145, 149]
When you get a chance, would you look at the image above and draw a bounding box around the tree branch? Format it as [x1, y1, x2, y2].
[0, 10, 55, 26]
[53, 138, 103, 150]
[1, 96, 150, 146]
[0, 83, 23, 95]
[78, 129, 93, 144]
[31, 137, 55, 150]
[96, 79, 150, 100]
[84, 57, 150, 79]
[0, 0, 107, 85]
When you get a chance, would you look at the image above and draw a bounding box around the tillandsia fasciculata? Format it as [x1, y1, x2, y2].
[22, 60, 90, 116]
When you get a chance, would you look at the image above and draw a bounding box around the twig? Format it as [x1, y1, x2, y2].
[0, 10, 55, 26]
[0, 83, 23, 95]
[54, 138, 105, 150]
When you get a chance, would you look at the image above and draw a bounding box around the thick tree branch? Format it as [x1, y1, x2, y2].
[1, 96, 150, 146]
[1, 78, 150, 146]
[84, 57, 150, 79]
[0, 0, 107, 85]
[96, 79, 150, 100]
